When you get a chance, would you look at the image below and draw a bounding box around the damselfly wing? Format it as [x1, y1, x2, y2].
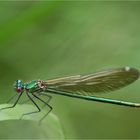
[46, 67, 139, 95]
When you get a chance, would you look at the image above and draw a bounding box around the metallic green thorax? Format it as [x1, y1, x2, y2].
[25, 80, 41, 93]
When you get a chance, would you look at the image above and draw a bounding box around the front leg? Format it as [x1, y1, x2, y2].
[0, 92, 23, 110]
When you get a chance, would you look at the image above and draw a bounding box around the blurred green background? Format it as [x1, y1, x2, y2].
[0, 1, 140, 139]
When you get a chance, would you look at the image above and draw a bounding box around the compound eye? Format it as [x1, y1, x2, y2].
[14, 80, 24, 93]
[15, 87, 23, 93]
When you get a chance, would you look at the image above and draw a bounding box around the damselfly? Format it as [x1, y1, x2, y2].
[1, 66, 140, 122]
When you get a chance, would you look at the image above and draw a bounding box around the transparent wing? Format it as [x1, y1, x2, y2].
[46, 67, 139, 96]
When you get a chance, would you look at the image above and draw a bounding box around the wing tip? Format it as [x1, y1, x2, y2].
[124, 66, 140, 79]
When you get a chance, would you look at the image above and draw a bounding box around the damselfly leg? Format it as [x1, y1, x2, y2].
[0, 92, 23, 110]
[32, 93, 52, 123]
[20, 92, 41, 119]
[20, 92, 52, 106]
[34, 93, 52, 109]
[20, 92, 52, 123]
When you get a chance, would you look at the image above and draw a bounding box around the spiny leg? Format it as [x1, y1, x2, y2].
[20, 92, 41, 119]
[32, 93, 52, 123]
[0, 92, 23, 110]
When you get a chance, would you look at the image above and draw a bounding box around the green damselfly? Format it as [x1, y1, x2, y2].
[1, 66, 140, 122]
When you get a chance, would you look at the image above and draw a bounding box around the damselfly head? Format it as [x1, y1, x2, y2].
[14, 80, 24, 93]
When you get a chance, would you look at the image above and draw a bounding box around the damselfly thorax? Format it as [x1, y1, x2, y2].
[15, 80, 47, 93]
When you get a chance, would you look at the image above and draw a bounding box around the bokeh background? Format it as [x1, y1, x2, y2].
[0, 1, 140, 139]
